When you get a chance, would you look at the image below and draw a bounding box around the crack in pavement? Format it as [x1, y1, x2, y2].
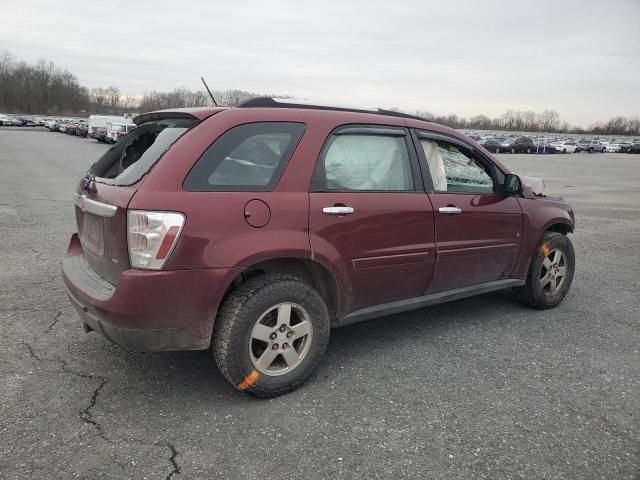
[57, 358, 110, 442]
[23, 348, 185, 477]
[44, 311, 63, 333]
[155, 442, 181, 479]
[80, 377, 108, 438]
[22, 341, 43, 362]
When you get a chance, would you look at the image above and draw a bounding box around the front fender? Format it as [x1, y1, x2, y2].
[514, 198, 575, 278]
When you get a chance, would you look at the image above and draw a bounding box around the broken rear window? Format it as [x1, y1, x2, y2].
[89, 118, 196, 186]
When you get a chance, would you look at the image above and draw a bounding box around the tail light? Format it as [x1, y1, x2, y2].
[127, 210, 185, 270]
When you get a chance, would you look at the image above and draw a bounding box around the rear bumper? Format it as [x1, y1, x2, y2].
[62, 234, 240, 351]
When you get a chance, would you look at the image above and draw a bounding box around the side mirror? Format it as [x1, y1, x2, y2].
[504, 174, 522, 195]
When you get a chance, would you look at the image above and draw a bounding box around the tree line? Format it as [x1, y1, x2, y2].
[0, 50, 265, 116]
[411, 108, 640, 136]
[1, 50, 638, 136]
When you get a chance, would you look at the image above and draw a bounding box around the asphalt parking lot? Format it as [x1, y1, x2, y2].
[0, 127, 638, 479]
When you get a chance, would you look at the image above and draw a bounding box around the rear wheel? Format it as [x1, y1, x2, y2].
[213, 274, 330, 398]
[513, 232, 575, 309]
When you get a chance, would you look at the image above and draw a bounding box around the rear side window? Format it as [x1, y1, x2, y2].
[183, 122, 305, 191]
[312, 133, 414, 191]
[90, 118, 196, 186]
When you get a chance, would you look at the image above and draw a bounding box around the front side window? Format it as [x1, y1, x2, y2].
[419, 139, 494, 194]
[313, 133, 413, 191]
[184, 122, 305, 191]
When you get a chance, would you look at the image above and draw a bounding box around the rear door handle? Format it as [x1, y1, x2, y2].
[439, 206, 462, 214]
[323, 206, 354, 215]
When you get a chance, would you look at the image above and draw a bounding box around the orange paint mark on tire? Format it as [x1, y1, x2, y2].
[541, 243, 551, 257]
[237, 370, 259, 390]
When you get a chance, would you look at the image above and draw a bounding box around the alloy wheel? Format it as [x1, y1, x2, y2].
[249, 302, 313, 377]
[540, 249, 567, 295]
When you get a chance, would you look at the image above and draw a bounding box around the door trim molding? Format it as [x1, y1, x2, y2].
[338, 278, 524, 327]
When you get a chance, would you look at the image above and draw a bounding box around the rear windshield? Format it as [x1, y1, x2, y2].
[89, 118, 196, 186]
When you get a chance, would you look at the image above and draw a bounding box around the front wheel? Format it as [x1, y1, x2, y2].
[213, 274, 330, 398]
[513, 232, 575, 309]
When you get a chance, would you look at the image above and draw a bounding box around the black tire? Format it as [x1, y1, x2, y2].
[588, 147, 593, 153]
[213, 273, 330, 398]
[513, 231, 575, 309]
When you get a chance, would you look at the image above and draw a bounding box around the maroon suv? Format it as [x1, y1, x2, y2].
[63, 98, 576, 397]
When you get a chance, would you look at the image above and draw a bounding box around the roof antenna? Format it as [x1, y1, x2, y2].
[201, 76, 218, 106]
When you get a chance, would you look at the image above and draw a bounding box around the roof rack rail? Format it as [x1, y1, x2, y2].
[237, 97, 429, 122]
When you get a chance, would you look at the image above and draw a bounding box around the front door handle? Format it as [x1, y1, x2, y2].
[323, 206, 354, 215]
[439, 206, 462, 214]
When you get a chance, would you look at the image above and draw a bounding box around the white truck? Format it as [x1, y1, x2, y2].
[88, 115, 131, 142]
[105, 122, 137, 143]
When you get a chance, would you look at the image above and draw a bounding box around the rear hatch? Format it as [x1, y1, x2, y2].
[74, 111, 214, 285]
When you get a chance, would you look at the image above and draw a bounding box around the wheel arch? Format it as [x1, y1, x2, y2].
[219, 257, 342, 325]
[544, 221, 573, 236]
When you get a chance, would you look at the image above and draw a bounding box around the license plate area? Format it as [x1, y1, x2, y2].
[80, 212, 105, 257]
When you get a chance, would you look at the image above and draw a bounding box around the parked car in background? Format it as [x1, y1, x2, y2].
[62, 99, 576, 398]
[619, 143, 634, 153]
[606, 142, 632, 153]
[550, 140, 577, 153]
[0, 115, 23, 126]
[58, 120, 71, 133]
[9, 116, 26, 126]
[575, 139, 606, 153]
[482, 137, 508, 153]
[503, 136, 535, 153]
[628, 143, 640, 154]
[105, 122, 137, 143]
[76, 122, 89, 137]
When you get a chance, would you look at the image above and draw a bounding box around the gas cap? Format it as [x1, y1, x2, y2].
[243, 199, 271, 228]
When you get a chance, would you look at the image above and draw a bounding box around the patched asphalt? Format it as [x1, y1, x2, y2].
[0, 127, 638, 479]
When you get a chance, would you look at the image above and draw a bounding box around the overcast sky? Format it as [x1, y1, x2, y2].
[1, 0, 639, 126]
